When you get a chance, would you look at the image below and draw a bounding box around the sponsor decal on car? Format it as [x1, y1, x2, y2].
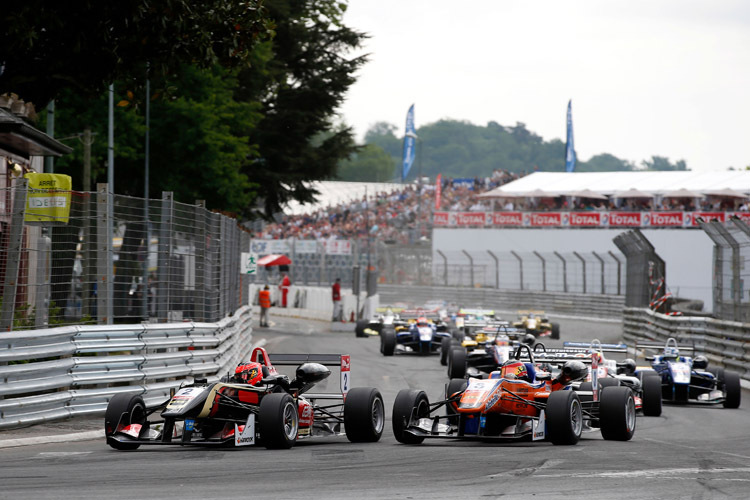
[234, 414, 255, 446]
[532, 411, 546, 441]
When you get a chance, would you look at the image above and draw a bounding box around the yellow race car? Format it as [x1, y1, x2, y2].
[512, 310, 560, 340]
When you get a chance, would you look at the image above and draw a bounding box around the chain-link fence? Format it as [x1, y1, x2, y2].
[699, 217, 750, 322]
[0, 180, 247, 330]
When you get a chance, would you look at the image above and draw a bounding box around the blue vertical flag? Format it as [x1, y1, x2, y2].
[565, 100, 576, 172]
[401, 104, 416, 182]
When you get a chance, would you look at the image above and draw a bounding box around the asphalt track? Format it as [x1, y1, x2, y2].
[1, 314, 749, 500]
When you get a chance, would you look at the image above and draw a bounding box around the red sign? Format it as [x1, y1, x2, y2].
[569, 212, 601, 227]
[433, 212, 450, 226]
[650, 212, 684, 227]
[731, 211, 750, 223]
[691, 212, 725, 226]
[455, 212, 486, 226]
[492, 212, 523, 226]
[609, 212, 642, 227]
[529, 212, 561, 227]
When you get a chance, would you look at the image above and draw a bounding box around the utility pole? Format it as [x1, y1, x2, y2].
[45, 100, 55, 173]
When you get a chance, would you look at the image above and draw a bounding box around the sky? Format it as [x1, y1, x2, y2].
[339, 0, 750, 172]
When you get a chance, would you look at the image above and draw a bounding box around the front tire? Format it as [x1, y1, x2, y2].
[599, 386, 636, 441]
[344, 387, 385, 442]
[641, 375, 662, 416]
[259, 393, 298, 449]
[392, 389, 430, 444]
[355, 320, 368, 338]
[440, 337, 452, 366]
[447, 348, 467, 379]
[550, 322, 560, 340]
[546, 390, 582, 445]
[381, 328, 396, 356]
[723, 371, 741, 408]
[104, 393, 146, 450]
[445, 378, 468, 425]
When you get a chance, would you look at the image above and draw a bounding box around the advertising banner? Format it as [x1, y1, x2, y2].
[608, 212, 642, 227]
[491, 212, 523, 226]
[23, 173, 72, 224]
[455, 212, 486, 226]
[568, 212, 601, 227]
[528, 212, 562, 227]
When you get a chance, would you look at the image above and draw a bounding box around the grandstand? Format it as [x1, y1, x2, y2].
[283, 181, 405, 216]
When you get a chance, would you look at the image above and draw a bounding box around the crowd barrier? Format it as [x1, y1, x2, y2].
[248, 284, 370, 323]
[434, 210, 739, 228]
[623, 307, 750, 382]
[0, 306, 253, 429]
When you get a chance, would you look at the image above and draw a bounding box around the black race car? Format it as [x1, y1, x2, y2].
[104, 347, 384, 450]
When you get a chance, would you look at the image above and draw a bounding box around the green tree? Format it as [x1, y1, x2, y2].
[337, 144, 395, 181]
[578, 153, 634, 172]
[1, 1, 271, 105]
[641, 155, 688, 171]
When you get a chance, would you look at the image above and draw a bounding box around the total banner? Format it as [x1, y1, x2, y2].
[432, 211, 742, 228]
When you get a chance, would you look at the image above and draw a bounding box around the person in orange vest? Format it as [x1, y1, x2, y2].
[279, 272, 291, 308]
[332, 277, 342, 321]
[258, 285, 271, 327]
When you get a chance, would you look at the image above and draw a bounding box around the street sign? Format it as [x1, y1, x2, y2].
[241, 252, 258, 275]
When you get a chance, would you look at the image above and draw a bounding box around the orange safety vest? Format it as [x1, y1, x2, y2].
[259, 289, 271, 309]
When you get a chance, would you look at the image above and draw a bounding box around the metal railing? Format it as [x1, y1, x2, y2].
[0, 305, 253, 429]
[0, 181, 248, 330]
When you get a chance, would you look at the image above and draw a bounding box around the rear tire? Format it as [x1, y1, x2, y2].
[550, 322, 560, 340]
[381, 328, 396, 356]
[600, 386, 636, 441]
[445, 378, 468, 425]
[344, 387, 385, 442]
[259, 393, 298, 449]
[447, 348, 467, 379]
[105, 393, 146, 450]
[440, 337, 452, 366]
[392, 389, 430, 444]
[355, 320, 368, 338]
[546, 390, 582, 445]
[641, 375, 662, 416]
[723, 371, 741, 408]
[452, 330, 465, 342]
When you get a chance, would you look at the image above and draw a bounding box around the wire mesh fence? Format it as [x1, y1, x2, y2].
[699, 217, 750, 322]
[0, 181, 247, 330]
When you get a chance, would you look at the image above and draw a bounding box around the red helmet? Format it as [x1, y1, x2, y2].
[501, 361, 528, 381]
[234, 361, 263, 385]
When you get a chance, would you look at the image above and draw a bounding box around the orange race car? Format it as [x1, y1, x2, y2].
[392, 344, 636, 445]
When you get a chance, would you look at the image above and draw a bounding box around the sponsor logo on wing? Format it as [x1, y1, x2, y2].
[485, 388, 502, 410]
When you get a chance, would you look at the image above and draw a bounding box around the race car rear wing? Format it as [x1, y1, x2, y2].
[634, 339, 696, 360]
[269, 353, 351, 399]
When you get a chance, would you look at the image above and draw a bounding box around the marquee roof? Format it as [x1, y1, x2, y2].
[485, 171, 750, 198]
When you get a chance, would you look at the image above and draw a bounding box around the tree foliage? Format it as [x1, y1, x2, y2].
[337, 144, 395, 181]
[348, 119, 688, 179]
[1, 0, 271, 105]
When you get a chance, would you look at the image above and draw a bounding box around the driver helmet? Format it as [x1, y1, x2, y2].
[233, 361, 263, 385]
[664, 346, 679, 358]
[501, 361, 529, 381]
[417, 316, 429, 327]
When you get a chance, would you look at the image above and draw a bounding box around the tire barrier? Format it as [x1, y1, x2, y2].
[0, 306, 253, 429]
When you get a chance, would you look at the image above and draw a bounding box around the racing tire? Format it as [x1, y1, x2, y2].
[452, 330, 465, 342]
[344, 387, 385, 442]
[381, 328, 396, 356]
[577, 382, 593, 403]
[722, 370, 741, 409]
[550, 322, 560, 340]
[597, 377, 620, 393]
[599, 386, 636, 441]
[641, 375, 663, 416]
[709, 367, 725, 382]
[259, 393, 298, 449]
[440, 337, 452, 366]
[447, 348, 467, 379]
[546, 390, 582, 445]
[355, 320, 369, 338]
[392, 389, 430, 445]
[105, 393, 146, 451]
[445, 378, 468, 425]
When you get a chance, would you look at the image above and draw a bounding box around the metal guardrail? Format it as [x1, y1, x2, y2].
[0, 306, 253, 429]
[623, 307, 750, 382]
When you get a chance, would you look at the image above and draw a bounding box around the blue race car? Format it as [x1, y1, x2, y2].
[380, 313, 452, 356]
[636, 338, 741, 408]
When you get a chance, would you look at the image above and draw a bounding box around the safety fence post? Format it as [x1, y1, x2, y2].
[533, 251, 546, 292]
[437, 250, 448, 286]
[553, 251, 567, 293]
[573, 251, 586, 294]
[592, 251, 605, 294]
[462, 250, 474, 288]
[511, 250, 523, 291]
[608, 251, 622, 295]
[487, 250, 499, 289]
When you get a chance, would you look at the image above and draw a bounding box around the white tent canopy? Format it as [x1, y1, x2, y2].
[494, 171, 750, 197]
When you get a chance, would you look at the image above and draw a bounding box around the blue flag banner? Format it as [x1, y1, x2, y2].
[402, 104, 416, 181]
[565, 100, 576, 173]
